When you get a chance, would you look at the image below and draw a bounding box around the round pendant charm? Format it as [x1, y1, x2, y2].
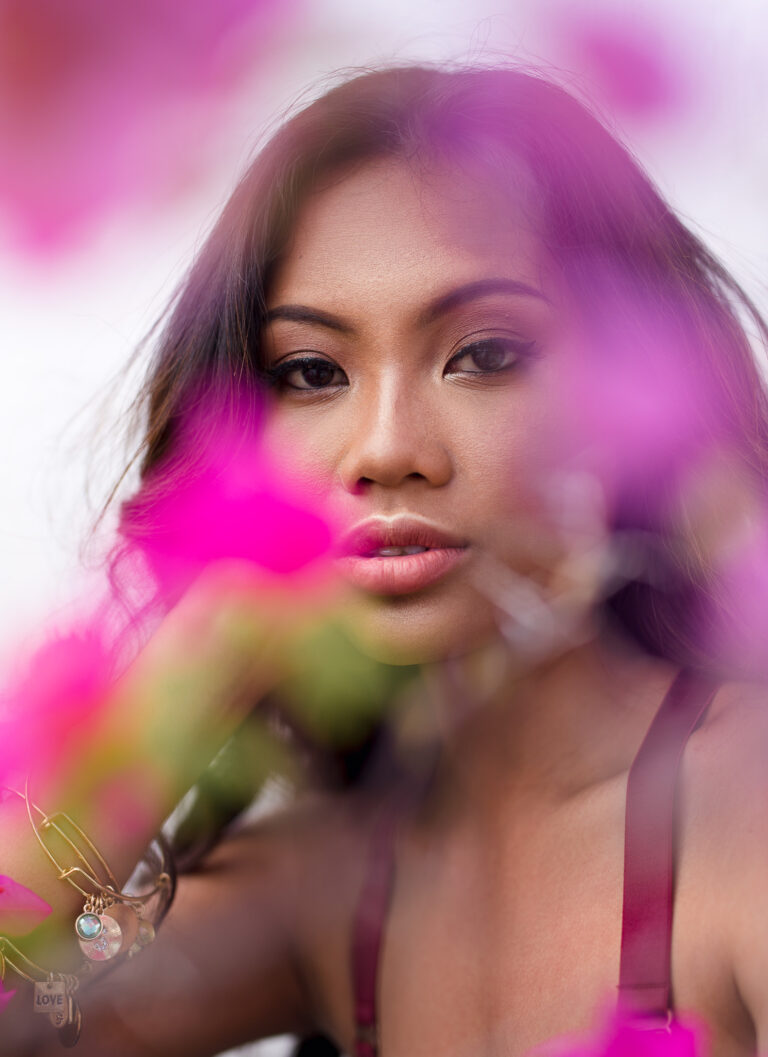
[103, 903, 139, 953]
[78, 914, 122, 961]
[75, 912, 103, 941]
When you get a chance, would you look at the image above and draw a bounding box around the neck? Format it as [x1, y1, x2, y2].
[422, 630, 679, 810]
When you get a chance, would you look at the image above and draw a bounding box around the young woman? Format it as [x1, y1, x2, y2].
[4, 63, 768, 1057]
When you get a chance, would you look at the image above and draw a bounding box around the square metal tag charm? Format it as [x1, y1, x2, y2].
[33, 979, 67, 1017]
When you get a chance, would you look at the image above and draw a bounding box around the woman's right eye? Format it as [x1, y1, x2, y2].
[265, 356, 348, 392]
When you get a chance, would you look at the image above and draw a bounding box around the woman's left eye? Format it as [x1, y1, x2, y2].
[444, 336, 537, 376]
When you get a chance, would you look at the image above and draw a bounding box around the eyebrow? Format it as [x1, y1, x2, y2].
[416, 278, 550, 326]
[263, 304, 354, 334]
[264, 278, 549, 334]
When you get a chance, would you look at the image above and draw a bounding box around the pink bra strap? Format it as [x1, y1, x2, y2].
[351, 795, 403, 1057]
[618, 668, 719, 1019]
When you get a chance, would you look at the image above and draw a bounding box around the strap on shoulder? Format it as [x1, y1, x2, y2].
[351, 790, 409, 1057]
[618, 668, 719, 1020]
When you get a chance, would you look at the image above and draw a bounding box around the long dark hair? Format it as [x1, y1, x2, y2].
[119, 62, 768, 669]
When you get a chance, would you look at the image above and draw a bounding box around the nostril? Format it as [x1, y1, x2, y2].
[352, 471, 427, 492]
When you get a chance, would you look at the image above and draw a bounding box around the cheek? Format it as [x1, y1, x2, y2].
[462, 392, 575, 574]
[461, 393, 551, 513]
[259, 409, 341, 490]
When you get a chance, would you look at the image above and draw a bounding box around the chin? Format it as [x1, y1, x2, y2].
[340, 589, 499, 666]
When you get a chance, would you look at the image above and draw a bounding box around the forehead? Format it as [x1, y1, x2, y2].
[266, 158, 549, 312]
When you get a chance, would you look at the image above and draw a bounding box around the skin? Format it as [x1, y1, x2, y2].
[7, 159, 768, 1057]
[259, 158, 570, 664]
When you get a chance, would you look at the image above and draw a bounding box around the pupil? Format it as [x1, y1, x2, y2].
[470, 340, 507, 371]
[302, 362, 335, 387]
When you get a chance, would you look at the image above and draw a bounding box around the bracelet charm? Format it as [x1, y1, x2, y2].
[32, 976, 81, 1043]
[74, 912, 102, 941]
[33, 978, 66, 1017]
[79, 914, 122, 961]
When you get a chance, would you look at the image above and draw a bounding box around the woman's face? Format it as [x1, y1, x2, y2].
[261, 158, 569, 663]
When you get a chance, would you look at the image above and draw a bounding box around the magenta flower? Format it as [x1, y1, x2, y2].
[121, 404, 335, 605]
[546, 1011, 705, 1057]
[601, 1017, 702, 1057]
[0, 625, 114, 788]
[0, 977, 17, 1016]
[0, 391, 335, 786]
[549, 281, 713, 518]
[547, 7, 694, 123]
[0, 873, 52, 936]
[0, 0, 300, 254]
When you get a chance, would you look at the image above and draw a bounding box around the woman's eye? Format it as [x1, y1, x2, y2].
[445, 336, 537, 376]
[265, 356, 347, 392]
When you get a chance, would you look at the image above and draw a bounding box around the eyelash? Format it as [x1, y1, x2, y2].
[263, 336, 539, 393]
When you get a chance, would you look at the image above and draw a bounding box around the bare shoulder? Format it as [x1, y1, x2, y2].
[684, 679, 768, 810]
[679, 679, 768, 1045]
[680, 679, 768, 870]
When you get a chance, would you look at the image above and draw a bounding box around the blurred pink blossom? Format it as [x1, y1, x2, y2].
[550, 274, 713, 519]
[0, 977, 17, 1016]
[121, 404, 335, 604]
[0, 392, 335, 785]
[600, 1017, 701, 1057]
[0, 626, 114, 787]
[0, 0, 298, 254]
[548, 1011, 705, 1057]
[0, 873, 52, 936]
[548, 7, 693, 122]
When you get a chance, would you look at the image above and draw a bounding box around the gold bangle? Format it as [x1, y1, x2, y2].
[1, 784, 175, 1046]
[18, 780, 169, 907]
[7, 783, 169, 949]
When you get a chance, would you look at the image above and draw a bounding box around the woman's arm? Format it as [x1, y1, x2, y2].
[1, 815, 324, 1057]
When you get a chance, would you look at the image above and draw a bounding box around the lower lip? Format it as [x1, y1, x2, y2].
[336, 547, 468, 596]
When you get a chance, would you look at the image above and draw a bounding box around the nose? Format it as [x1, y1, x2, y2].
[337, 377, 453, 494]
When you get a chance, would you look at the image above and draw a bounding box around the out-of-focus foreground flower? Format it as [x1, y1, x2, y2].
[0, 0, 298, 254]
[546, 1011, 705, 1057]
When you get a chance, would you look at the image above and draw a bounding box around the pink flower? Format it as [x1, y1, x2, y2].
[549, 271, 714, 520]
[601, 1017, 701, 1057]
[122, 402, 335, 604]
[0, 625, 114, 787]
[546, 1011, 705, 1057]
[0, 873, 52, 936]
[546, 7, 695, 123]
[0, 0, 300, 254]
[0, 977, 17, 1016]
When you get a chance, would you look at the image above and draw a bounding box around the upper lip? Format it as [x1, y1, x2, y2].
[338, 517, 469, 557]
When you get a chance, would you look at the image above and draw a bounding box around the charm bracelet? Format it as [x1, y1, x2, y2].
[0, 783, 173, 1046]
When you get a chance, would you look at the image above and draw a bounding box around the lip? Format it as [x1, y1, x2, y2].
[336, 517, 469, 596]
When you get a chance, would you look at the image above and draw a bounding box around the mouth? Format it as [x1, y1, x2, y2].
[336, 518, 469, 596]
